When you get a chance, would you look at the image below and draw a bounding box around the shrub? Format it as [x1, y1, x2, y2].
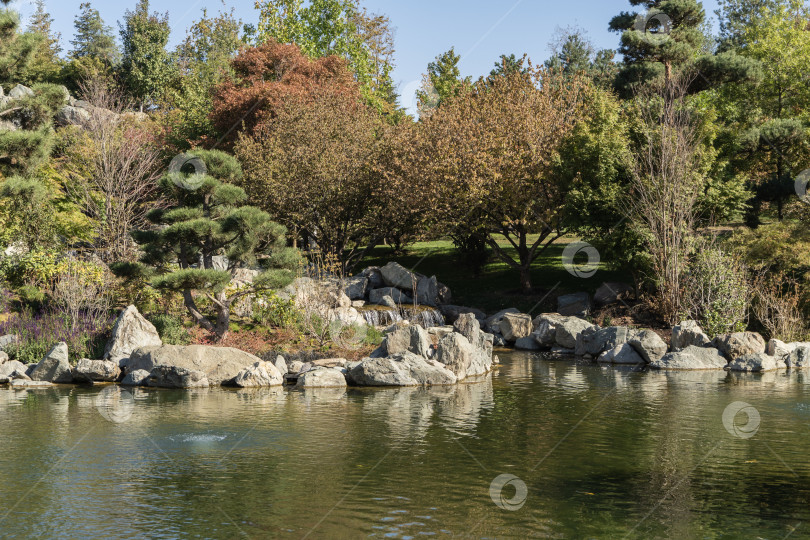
[0, 309, 113, 364]
[682, 243, 749, 337]
[148, 313, 192, 345]
[251, 291, 301, 329]
[750, 271, 808, 342]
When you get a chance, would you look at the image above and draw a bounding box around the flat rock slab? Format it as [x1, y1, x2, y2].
[124, 345, 265, 386]
[650, 345, 727, 370]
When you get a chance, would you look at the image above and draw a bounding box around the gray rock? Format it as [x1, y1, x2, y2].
[342, 275, 368, 300]
[786, 346, 810, 369]
[594, 282, 634, 306]
[288, 360, 305, 374]
[766, 339, 799, 362]
[104, 305, 162, 360]
[121, 369, 150, 386]
[385, 325, 431, 358]
[380, 261, 418, 290]
[427, 325, 455, 340]
[124, 345, 266, 386]
[72, 359, 121, 383]
[628, 330, 668, 363]
[10, 379, 52, 388]
[296, 368, 347, 388]
[55, 105, 90, 126]
[453, 313, 481, 344]
[557, 292, 591, 317]
[550, 316, 596, 349]
[30, 343, 72, 383]
[8, 84, 34, 99]
[597, 343, 645, 365]
[515, 337, 541, 350]
[550, 346, 575, 355]
[361, 266, 385, 289]
[230, 361, 283, 387]
[0, 334, 18, 351]
[671, 320, 711, 351]
[499, 312, 532, 343]
[415, 275, 439, 306]
[147, 366, 209, 388]
[650, 345, 727, 370]
[273, 355, 288, 376]
[439, 305, 486, 324]
[379, 295, 397, 308]
[0, 350, 7, 365]
[712, 332, 766, 361]
[347, 351, 457, 386]
[725, 353, 779, 372]
[483, 308, 520, 333]
[575, 326, 636, 357]
[492, 333, 506, 347]
[369, 287, 412, 305]
[435, 333, 475, 379]
[0, 360, 28, 382]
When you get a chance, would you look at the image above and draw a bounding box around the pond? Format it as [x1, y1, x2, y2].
[1, 351, 808, 539]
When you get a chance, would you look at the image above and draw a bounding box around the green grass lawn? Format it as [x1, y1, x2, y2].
[358, 235, 632, 315]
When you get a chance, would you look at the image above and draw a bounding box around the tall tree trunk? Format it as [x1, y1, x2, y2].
[213, 291, 230, 340]
[519, 265, 532, 294]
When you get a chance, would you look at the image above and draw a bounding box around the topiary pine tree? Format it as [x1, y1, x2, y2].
[116, 149, 299, 340]
[609, 0, 760, 96]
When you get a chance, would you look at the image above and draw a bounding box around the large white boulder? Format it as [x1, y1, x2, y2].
[104, 305, 162, 361]
[124, 345, 267, 386]
[30, 343, 72, 383]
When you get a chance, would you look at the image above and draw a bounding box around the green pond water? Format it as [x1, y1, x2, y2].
[1, 351, 809, 539]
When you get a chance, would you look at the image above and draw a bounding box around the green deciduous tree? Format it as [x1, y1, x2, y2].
[254, 0, 398, 117]
[168, 8, 244, 148]
[121, 149, 298, 339]
[416, 47, 469, 117]
[119, 0, 173, 111]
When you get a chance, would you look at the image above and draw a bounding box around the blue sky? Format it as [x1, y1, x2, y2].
[14, 0, 722, 111]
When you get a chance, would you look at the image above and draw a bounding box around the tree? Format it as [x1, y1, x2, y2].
[254, 0, 397, 116]
[168, 8, 243, 148]
[25, 0, 62, 84]
[121, 149, 298, 340]
[544, 29, 617, 88]
[0, 2, 40, 86]
[209, 40, 356, 148]
[413, 66, 587, 292]
[70, 2, 118, 62]
[235, 90, 383, 273]
[416, 47, 469, 116]
[627, 74, 705, 323]
[489, 53, 526, 78]
[609, 0, 759, 96]
[715, 0, 810, 223]
[119, 0, 173, 111]
[60, 79, 162, 262]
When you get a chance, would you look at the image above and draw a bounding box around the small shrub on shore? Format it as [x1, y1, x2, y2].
[750, 271, 808, 342]
[682, 243, 749, 337]
[148, 313, 192, 345]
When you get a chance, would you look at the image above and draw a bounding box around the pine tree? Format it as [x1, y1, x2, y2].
[25, 0, 62, 84]
[119, 0, 173, 111]
[416, 47, 470, 116]
[0, 0, 40, 86]
[69, 2, 117, 63]
[119, 150, 299, 340]
[609, 0, 759, 96]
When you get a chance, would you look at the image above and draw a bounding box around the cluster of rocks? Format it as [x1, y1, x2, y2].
[0, 305, 495, 390]
[0, 83, 146, 133]
[339, 262, 451, 309]
[491, 307, 809, 372]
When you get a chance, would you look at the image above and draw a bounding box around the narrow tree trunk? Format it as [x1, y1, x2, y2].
[182, 290, 214, 332]
[519, 266, 532, 294]
[213, 292, 230, 341]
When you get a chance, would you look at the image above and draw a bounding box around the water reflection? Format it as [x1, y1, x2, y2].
[0, 352, 809, 539]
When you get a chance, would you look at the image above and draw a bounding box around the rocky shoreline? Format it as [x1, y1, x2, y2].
[1, 262, 806, 390]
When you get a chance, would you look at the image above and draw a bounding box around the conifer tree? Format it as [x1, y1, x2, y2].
[119, 0, 172, 110]
[69, 2, 117, 63]
[25, 0, 62, 84]
[120, 150, 299, 340]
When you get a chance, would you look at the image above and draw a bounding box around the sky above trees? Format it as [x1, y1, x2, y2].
[13, 0, 722, 113]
